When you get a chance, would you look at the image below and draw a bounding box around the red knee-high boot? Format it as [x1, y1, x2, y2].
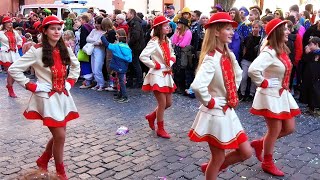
[6, 85, 17, 98]
[145, 111, 156, 130]
[200, 162, 228, 173]
[251, 138, 264, 162]
[156, 121, 170, 139]
[261, 154, 284, 176]
[36, 151, 52, 171]
[56, 162, 68, 180]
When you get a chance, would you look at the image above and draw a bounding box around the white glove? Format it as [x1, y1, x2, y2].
[267, 78, 280, 88]
[169, 60, 174, 67]
[35, 82, 52, 92]
[159, 63, 166, 69]
[213, 97, 227, 110]
[65, 82, 71, 91]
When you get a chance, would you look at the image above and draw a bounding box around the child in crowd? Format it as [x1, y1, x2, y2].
[22, 33, 36, 79]
[239, 20, 261, 101]
[101, 28, 132, 103]
[300, 37, 320, 115]
[63, 30, 76, 54]
[15, 27, 26, 56]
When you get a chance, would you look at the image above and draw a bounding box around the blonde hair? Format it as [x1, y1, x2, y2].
[101, 18, 115, 31]
[197, 23, 232, 72]
[68, 12, 76, 19]
[63, 30, 75, 40]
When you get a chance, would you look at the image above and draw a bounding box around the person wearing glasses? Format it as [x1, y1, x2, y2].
[274, 8, 284, 20]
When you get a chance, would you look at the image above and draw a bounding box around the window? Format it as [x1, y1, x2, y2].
[62, 8, 70, 20]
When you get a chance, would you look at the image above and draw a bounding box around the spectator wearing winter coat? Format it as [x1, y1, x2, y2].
[79, 14, 94, 89]
[101, 29, 132, 103]
[127, 9, 145, 88]
[115, 14, 129, 35]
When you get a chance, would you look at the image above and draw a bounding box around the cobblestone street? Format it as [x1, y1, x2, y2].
[0, 73, 319, 180]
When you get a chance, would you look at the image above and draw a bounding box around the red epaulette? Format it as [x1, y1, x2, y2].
[34, 43, 43, 49]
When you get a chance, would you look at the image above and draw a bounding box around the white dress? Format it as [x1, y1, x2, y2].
[0, 30, 22, 67]
[8, 44, 80, 127]
[248, 47, 300, 120]
[189, 50, 248, 149]
[139, 37, 176, 93]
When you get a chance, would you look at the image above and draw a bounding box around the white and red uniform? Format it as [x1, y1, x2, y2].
[0, 29, 22, 67]
[139, 37, 176, 93]
[248, 47, 301, 119]
[8, 44, 80, 127]
[189, 49, 248, 149]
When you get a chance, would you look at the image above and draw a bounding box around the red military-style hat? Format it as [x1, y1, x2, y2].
[38, 15, 64, 32]
[2, 16, 12, 24]
[265, 18, 288, 39]
[152, 16, 170, 29]
[33, 21, 41, 30]
[204, 12, 238, 29]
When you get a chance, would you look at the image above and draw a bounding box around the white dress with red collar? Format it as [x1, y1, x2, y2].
[248, 47, 301, 120]
[189, 49, 248, 149]
[0, 30, 22, 67]
[8, 44, 80, 127]
[139, 37, 176, 93]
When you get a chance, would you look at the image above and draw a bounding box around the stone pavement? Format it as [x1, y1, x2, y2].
[0, 73, 319, 180]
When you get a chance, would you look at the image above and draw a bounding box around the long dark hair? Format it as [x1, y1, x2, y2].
[153, 23, 168, 42]
[268, 23, 290, 56]
[42, 25, 71, 67]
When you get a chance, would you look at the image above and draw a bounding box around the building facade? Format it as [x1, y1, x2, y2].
[1, 0, 54, 15]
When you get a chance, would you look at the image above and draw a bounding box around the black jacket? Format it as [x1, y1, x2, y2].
[127, 16, 145, 55]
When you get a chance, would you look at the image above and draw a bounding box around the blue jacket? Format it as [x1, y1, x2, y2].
[101, 36, 132, 73]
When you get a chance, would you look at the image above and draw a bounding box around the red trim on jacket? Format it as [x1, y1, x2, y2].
[66, 78, 76, 87]
[25, 82, 37, 92]
[4, 30, 17, 52]
[142, 84, 176, 93]
[188, 130, 248, 149]
[23, 110, 79, 127]
[260, 79, 269, 88]
[154, 61, 161, 69]
[0, 61, 12, 67]
[206, 98, 215, 109]
[250, 108, 301, 120]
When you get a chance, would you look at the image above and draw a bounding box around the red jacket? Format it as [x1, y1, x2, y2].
[116, 23, 129, 36]
[294, 34, 303, 66]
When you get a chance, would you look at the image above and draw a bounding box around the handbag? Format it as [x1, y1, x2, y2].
[82, 43, 94, 55]
[77, 49, 89, 62]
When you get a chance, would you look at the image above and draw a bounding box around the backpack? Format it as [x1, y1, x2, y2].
[286, 33, 296, 63]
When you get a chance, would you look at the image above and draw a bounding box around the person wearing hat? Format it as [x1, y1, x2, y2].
[249, 5, 262, 16]
[0, 16, 22, 98]
[8, 15, 80, 179]
[139, 16, 176, 139]
[166, 5, 175, 20]
[173, 7, 192, 25]
[239, 6, 249, 24]
[115, 13, 129, 35]
[248, 18, 300, 176]
[172, 17, 192, 94]
[238, 8, 262, 39]
[189, 12, 252, 179]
